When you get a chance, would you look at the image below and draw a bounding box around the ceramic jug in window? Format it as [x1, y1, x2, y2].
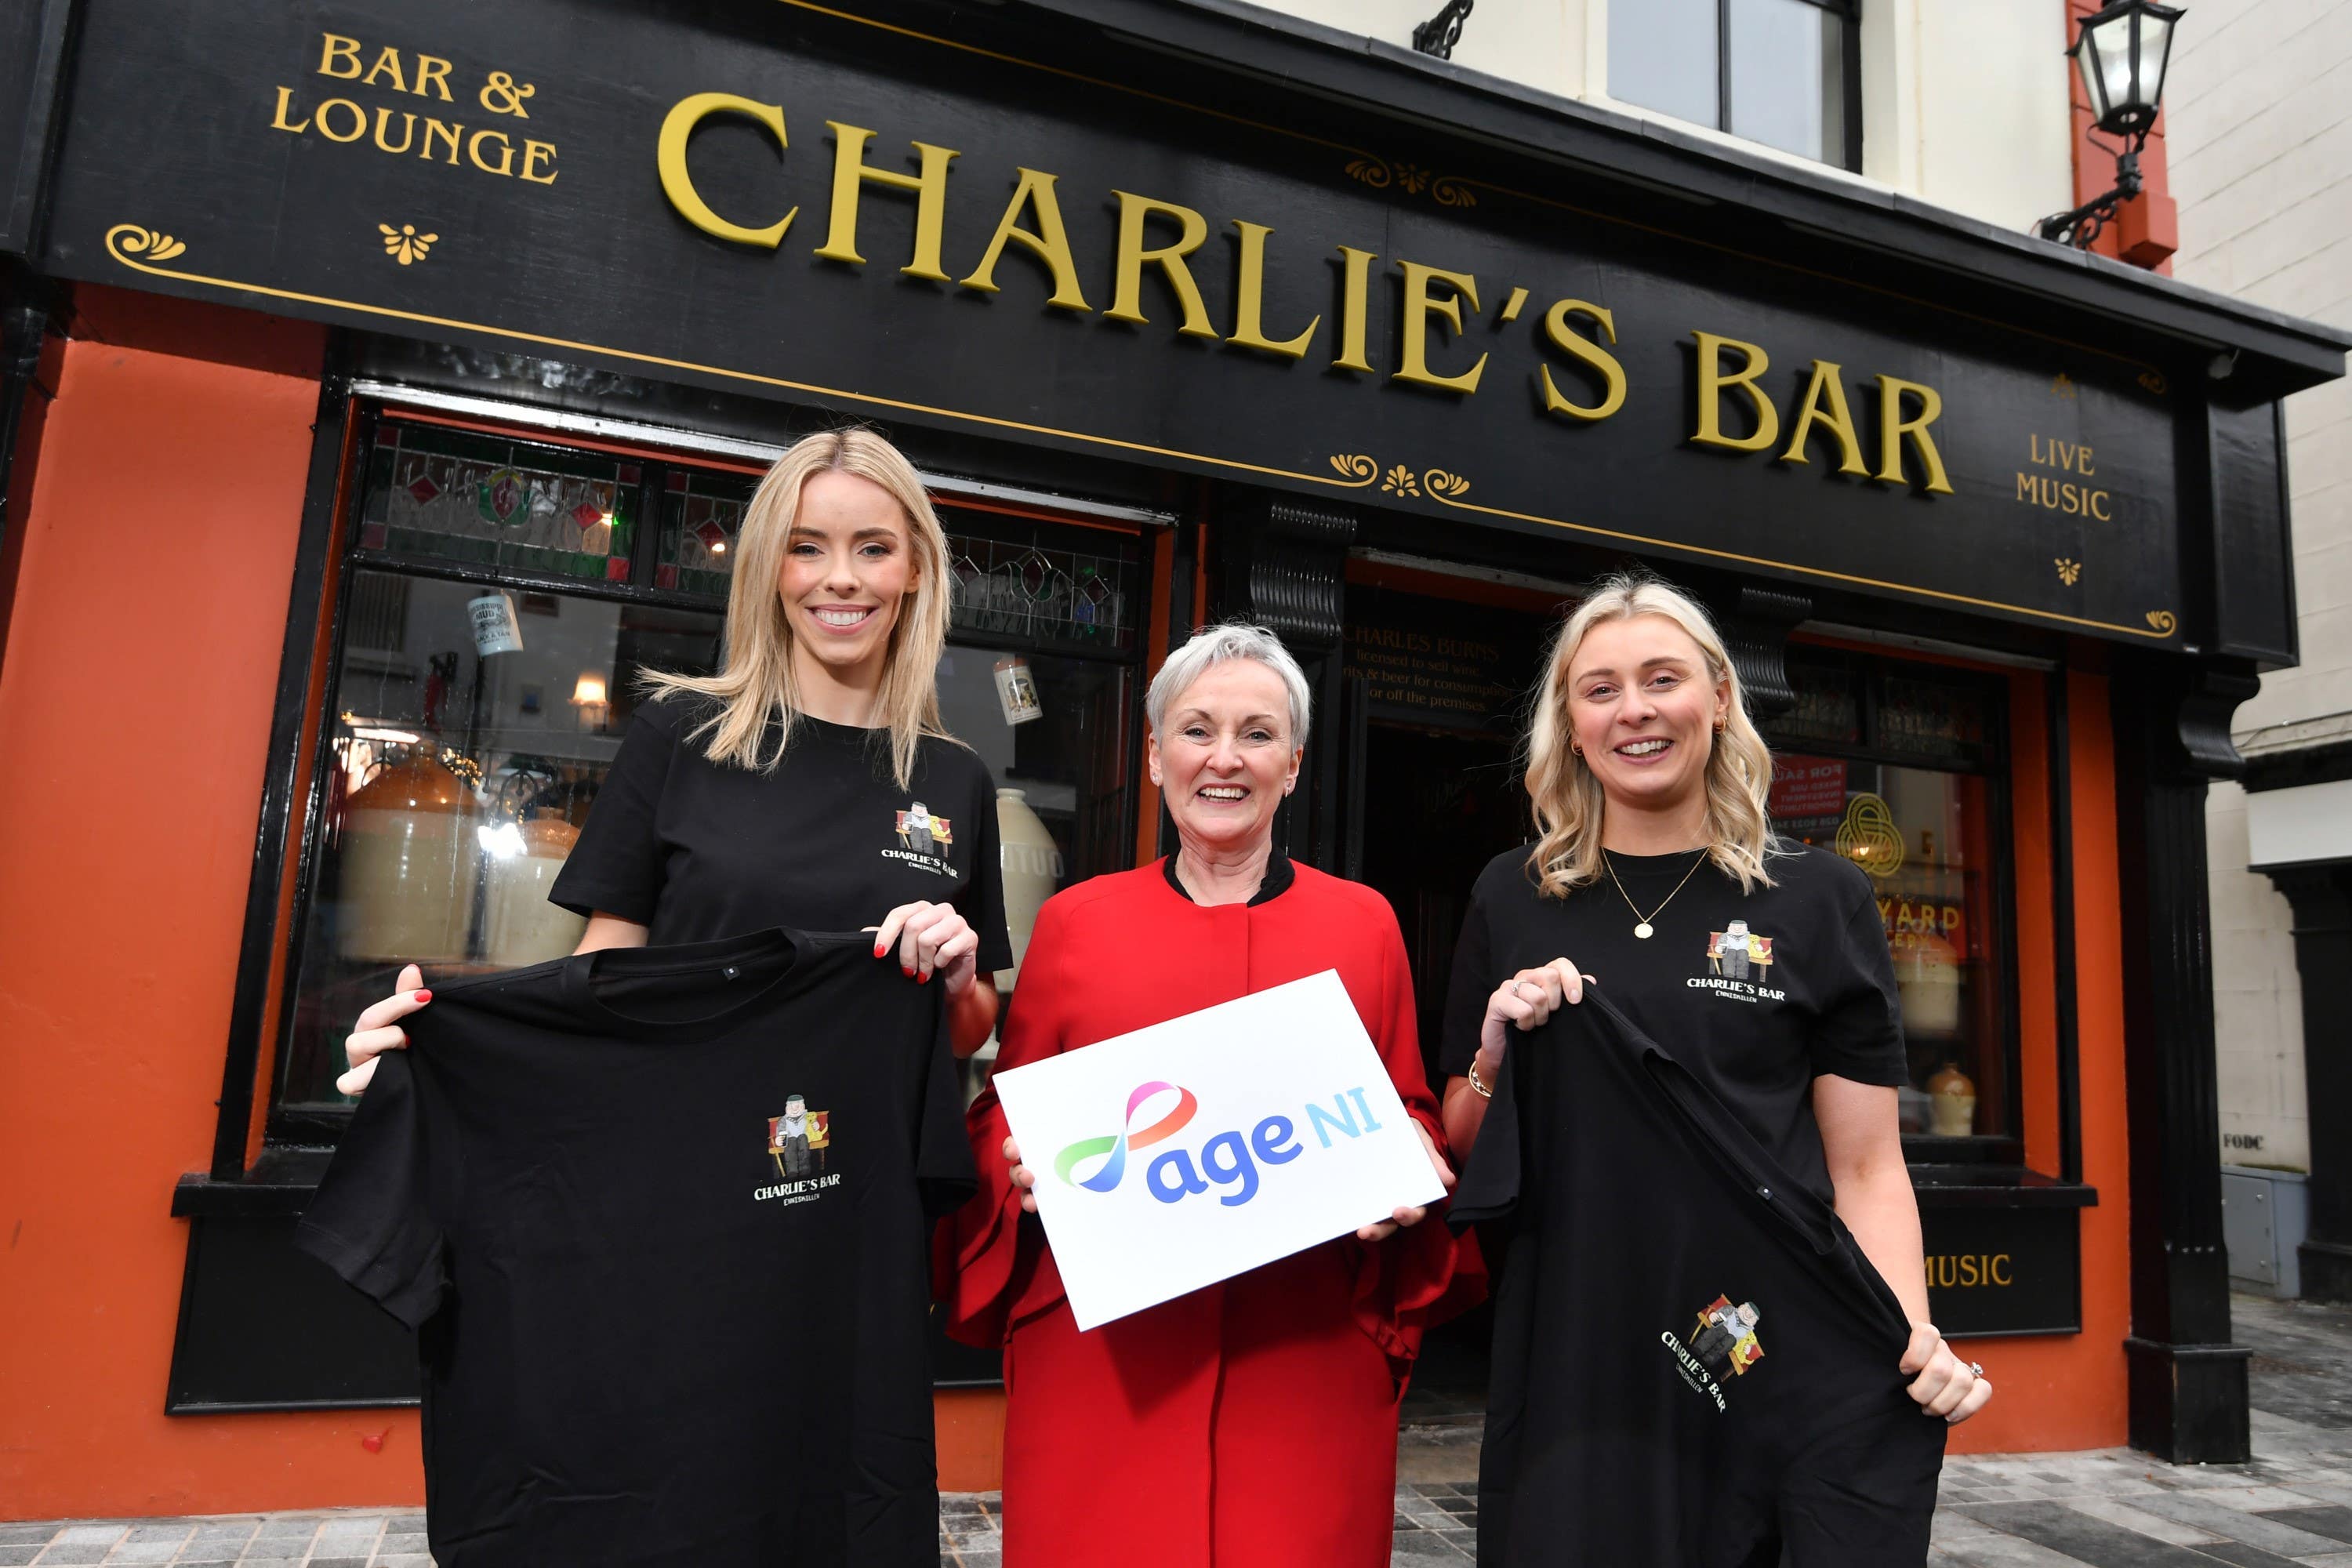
[481, 810, 588, 967]
[337, 750, 481, 963]
[994, 787, 1062, 990]
[1928, 1061, 1978, 1137]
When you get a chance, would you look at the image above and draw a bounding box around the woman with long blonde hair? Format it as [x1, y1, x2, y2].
[1437, 572, 1987, 1562]
[341, 424, 1010, 1079]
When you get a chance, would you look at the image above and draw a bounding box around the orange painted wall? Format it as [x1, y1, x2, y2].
[0, 299, 443, 1519]
[1947, 665, 2132, 1454]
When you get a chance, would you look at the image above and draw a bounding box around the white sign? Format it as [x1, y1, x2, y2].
[989, 970, 1445, 1330]
[467, 592, 524, 656]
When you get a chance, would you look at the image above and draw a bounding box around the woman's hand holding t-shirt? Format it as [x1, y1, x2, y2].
[868, 898, 981, 991]
[339, 964, 429, 1097]
[1476, 957, 1589, 1078]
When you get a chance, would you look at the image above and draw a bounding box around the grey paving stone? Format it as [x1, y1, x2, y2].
[370, 1557, 433, 1568]
[28, 1548, 111, 1566]
[2256, 1502, 2352, 1544]
[2127, 1489, 2352, 1556]
[1960, 1500, 2259, 1566]
[2190, 1544, 2314, 1568]
[49, 1528, 124, 1547]
[0, 1548, 38, 1566]
[0, 1530, 49, 1549]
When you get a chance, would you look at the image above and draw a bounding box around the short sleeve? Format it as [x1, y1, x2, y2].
[962, 761, 1014, 974]
[550, 695, 682, 923]
[915, 987, 978, 1219]
[1438, 881, 1498, 1079]
[294, 1050, 447, 1330]
[1809, 866, 1907, 1086]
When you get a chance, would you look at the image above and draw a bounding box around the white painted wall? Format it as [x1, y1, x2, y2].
[1247, 0, 2074, 230]
[2169, 0, 2352, 1177]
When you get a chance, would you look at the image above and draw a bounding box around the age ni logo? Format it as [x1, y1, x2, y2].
[1054, 1081, 1390, 1208]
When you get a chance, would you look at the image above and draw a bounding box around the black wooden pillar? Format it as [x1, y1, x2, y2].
[2112, 658, 2261, 1463]
[1216, 495, 1356, 872]
[2259, 864, 2352, 1302]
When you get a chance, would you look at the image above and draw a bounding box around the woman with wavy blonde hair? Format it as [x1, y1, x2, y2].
[1436, 572, 1987, 1541]
[341, 426, 1013, 1093]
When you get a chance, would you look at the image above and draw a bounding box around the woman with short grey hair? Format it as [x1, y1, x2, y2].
[942, 622, 1482, 1566]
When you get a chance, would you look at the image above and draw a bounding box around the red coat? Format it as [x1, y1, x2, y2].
[942, 861, 1484, 1568]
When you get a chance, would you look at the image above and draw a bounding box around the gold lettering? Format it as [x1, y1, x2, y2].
[1537, 299, 1625, 422]
[1105, 192, 1217, 339]
[269, 85, 311, 134]
[1959, 1255, 1980, 1287]
[1228, 221, 1318, 359]
[1875, 375, 1955, 494]
[655, 93, 793, 249]
[361, 46, 408, 94]
[1394, 261, 1486, 394]
[2090, 490, 2111, 521]
[421, 118, 463, 165]
[371, 106, 416, 155]
[314, 98, 366, 143]
[1332, 245, 1377, 373]
[2030, 434, 2046, 465]
[815, 123, 959, 281]
[318, 33, 361, 79]
[521, 140, 557, 185]
[1691, 332, 1777, 452]
[413, 56, 454, 102]
[2078, 445, 2096, 477]
[1778, 359, 1868, 474]
[2016, 473, 2037, 504]
[1991, 1254, 2013, 1286]
[466, 127, 515, 176]
[958, 169, 1089, 311]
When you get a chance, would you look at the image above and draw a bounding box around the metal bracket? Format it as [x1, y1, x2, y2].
[1411, 0, 1473, 60]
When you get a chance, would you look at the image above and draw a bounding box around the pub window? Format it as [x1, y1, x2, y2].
[268, 415, 1148, 1134]
[1608, 0, 1862, 172]
[1763, 650, 2017, 1152]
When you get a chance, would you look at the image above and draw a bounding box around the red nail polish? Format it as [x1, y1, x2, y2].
[919, 971, 931, 984]
[902, 967, 915, 978]
[414, 989, 432, 1004]
[874, 944, 887, 958]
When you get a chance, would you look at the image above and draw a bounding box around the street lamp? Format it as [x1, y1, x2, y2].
[2036, 2, 2185, 249]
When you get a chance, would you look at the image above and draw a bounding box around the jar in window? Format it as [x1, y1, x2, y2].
[481, 810, 589, 968]
[993, 787, 1062, 989]
[337, 751, 481, 963]
[1928, 1061, 1978, 1137]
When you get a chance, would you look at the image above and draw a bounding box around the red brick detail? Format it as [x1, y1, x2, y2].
[2066, 0, 2176, 272]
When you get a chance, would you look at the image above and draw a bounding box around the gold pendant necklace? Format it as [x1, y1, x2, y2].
[1602, 848, 1709, 939]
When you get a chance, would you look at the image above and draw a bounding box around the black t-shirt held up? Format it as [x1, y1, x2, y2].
[297, 929, 976, 1567]
[552, 692, 1013, 968]
[1450, 988, 1946, 1566]
[1443, 841, 1905, 1203]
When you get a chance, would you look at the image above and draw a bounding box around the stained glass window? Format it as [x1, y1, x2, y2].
[358, 422, 640, 582]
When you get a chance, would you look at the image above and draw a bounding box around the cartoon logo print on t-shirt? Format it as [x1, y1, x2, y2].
[884, 801, 962, 878]
[1661, 1293, 1765, 1412]
[756, 1095, 841, 1205]
[1688, 921, 1788, 1004]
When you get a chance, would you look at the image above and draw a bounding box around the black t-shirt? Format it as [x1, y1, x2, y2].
[1442, 841, 1904, 1203]
[296, 929, 975, 1567]
[552, 693, 1013, 967]
[1450, 989, 1945, 1566]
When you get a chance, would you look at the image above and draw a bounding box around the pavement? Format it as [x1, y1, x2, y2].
[6, 1294, 2350, 1566]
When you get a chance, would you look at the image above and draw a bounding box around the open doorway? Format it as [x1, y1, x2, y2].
[1342, 564, 1559, 1421]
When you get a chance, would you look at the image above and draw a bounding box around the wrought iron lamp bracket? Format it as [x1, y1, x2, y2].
[1412, 0, 1473, 60]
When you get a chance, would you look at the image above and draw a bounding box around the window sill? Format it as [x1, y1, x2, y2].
[1909, 1165, 2098, 1209]
[171, 1149, 333, 1219]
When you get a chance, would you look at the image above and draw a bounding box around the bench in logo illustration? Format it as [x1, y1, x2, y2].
[1661, 1293, 1765, 1413]
[1707, 921, 1775, 979]
[755, 1096, 841, 1204]
[894, 802, 953, 860]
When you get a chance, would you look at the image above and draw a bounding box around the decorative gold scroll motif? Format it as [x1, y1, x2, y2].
[379, 223, 438, 264]
[2054, 557, 2082, 585]
[2146, 611, 2178, 633]
[1343, 158, 1476, 207]
[108, 225, 186, 263]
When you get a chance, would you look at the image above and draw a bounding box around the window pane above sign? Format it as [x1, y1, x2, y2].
[1609, 0, 1721, 129]
[1728, 0, 1848, 165]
